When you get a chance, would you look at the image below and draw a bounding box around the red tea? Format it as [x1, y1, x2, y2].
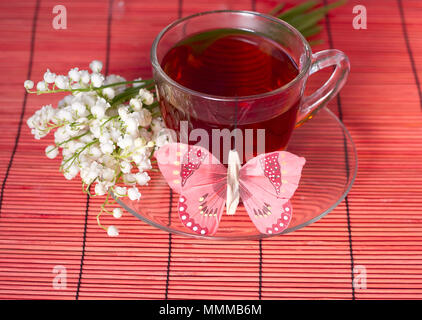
[159, 28, 300, 161]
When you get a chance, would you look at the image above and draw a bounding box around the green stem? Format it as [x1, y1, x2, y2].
[56, 131, 90, 147]
[101, 115, 119, 128]
[111, 83, 155, 107]
[278, 0, 318, 20]
[60, 139, 99, 171]
[27, 79, 154, 95]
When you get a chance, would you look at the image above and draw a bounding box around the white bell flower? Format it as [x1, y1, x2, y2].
[71, 101, 87, 116]
[100, 142, 115, 154]
[120, 161, 132, 174]
[113, 208, 123, 219]
[89, 60, 103, 73]
[135, 172, 150, 186]
[124, 116, 139, 135]
[64, 164, 79, 180]
[24, 80, 34, 90]
[137, 158, 152, 171]
[118, 105, 130, 120]
[55, 75, 69, 89]
[36, 81, 48, 91]
[114, 186, 127, 196]
[128, 187, 141, 201]
[101, 167, 115, 181]
[139, 88, 154, 105]
[91, 103, 106, 119]
[107, 225, 119, 237]
[123, 173, 136, 185]
[133, 109, 152, 127]
[45, 145, 59, 159]
[95, 182, 107, 196]
[102, 87, 115, 100]
[79, 70, 91, 85]
[44, 69, 56, 84]
[117, 134, 133, 150]
[129, 98, 142, 111]
[68, 68, 80, 82]
[91, 73, 104, 88]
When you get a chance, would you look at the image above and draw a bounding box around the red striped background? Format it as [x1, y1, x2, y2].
[0, 0, 421, 299]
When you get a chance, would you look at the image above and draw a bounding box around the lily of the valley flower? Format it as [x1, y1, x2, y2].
[107, 225, 119, 237]
[25, 60, 168, 237]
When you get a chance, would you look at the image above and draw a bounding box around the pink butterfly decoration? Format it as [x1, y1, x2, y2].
[155, 143, 306, 236]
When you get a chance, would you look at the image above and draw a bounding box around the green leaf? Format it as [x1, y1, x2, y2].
[278, 0, 347, 40]
[286, 0, 347, 26]
[278, 0, 318, 20]
[300, 24, 322, 38]
[268, 3, 285, 16]
[290, 12, 326, 32]
[111, 84, 154, 107]
[309, 39, 324, 46]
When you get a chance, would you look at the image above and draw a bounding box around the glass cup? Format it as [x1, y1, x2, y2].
[151, 10, 350, 162]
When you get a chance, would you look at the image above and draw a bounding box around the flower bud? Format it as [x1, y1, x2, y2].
[24, 80, 34, 90]
[107, 225, 119, 237]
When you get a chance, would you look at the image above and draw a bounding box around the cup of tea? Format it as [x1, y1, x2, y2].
[151, 10, 349, 163]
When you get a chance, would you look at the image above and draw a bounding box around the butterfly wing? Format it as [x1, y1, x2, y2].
[239, 151, 305, 235]
[155, 143, 227, 235]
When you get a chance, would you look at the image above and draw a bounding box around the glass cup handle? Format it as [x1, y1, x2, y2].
[296, 49, 350, 126]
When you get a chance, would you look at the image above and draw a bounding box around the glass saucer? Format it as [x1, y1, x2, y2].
[116, 107, 357, 240]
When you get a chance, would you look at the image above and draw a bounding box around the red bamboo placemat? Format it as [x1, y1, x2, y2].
[0, 0, 421, 300]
